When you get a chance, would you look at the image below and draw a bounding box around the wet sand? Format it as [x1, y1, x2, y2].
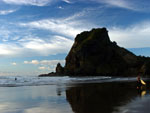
[0, 79, 149, 113]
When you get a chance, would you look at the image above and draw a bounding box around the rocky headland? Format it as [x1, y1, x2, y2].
[39, 28, 150, 77]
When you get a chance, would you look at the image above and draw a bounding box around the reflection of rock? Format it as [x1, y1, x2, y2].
[66, 82, 138, 113]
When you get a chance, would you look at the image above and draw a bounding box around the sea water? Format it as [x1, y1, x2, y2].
[0, 76, 149, 113]
[0, 76, 138, 87]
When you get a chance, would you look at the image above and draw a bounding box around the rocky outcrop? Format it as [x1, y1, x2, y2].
[56, 63, 64, 75]
[39, 27, 150, 77]
[64, 28, 140, 76]
[39, 72, 56, 77]
[39, 63, 64, 77]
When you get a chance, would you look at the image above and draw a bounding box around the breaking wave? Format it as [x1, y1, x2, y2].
[0, 76, 141, 87]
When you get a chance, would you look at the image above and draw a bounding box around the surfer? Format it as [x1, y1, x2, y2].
[136, 75, 142, 89]
[136, 75, 146, 89]
[15, 77, 17, 81]
[136, 75, 147, 97]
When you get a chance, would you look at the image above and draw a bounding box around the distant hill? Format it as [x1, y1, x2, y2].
[39, 28, 150, 77]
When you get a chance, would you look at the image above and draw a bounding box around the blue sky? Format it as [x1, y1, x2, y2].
[0, 0, 150, 76]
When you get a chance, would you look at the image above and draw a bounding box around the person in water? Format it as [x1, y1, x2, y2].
[137, 75, 142, 89]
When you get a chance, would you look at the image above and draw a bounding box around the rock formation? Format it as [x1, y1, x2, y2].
[65, 28, 138, 76]
[56, 63, 64, 75]
[39, 27, 150, 77]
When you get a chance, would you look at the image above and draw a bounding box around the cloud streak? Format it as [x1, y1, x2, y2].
[24, 59, 65, 65]
[109, 21, 150, 48]
[2, 0, 54, 6]
[98, 0, 135, 10]
[24, 59, 65, 71]
[0, 35, 73, 57]
[20, 36, 73, 56]
[81, 0, 150, 12]
[20, 18, 86, 38]
[62, 0, 71, 4]
[0, 9, 17, 15]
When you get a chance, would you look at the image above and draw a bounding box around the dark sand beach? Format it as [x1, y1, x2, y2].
[0, 76, 149, 113]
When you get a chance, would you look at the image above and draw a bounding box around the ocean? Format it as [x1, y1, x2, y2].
[0, 76, 149, 113]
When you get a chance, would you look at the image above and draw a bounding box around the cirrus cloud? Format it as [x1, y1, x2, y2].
[0, 9, 17, 15]
[0, 35, 73, 57]
[62, 0, 71, 4]
[20, 19, 85, 38]
[109, 21, 150, 48]
[2, 0, 54, 6]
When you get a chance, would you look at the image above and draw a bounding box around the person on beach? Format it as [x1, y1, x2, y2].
[136, 75, 147, 97]
[15, 78, 17, 81]
[136, 75, 142, 89]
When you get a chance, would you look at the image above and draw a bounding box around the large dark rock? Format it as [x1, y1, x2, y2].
[39, 27, 150, 77]
[64, 28, 141, 76]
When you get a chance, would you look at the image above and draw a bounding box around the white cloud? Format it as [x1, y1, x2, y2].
[31, 60, 39, 65]
[0, 35, 73, 57]
[0, 9, 16, 15]
[40, 60, 65, 66]
[20, 36, 73, 56]
[0, 43, 20, 56]
[38, 66, 52, 71]
[38, 66, 46, 70]
[24, 106, 67, 113]
[24, 59, 65, 66]
[24, 60, 39, 65]
[25, 59, 65, 72]
[11, 62, 17, 65]
[109, 21, 150, 48]
[20, 18, 87, 38]
[39, 66, 55, 71]
[2, 0, 54, 6]
[0, 28, 12, 42]
[88, 0, 146, 11]
[101, 0, 134, 10]
[24, 61, 29, 64]
[62, 0, 71, 3]
[57, 6, 64, 9]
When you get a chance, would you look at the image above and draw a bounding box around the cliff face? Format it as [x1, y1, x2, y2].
[64, 28, 141, 76]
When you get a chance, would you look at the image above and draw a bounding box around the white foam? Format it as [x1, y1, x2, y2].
[0, 76, 143, 87]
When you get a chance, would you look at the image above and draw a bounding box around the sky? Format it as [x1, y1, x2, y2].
[0, 0, 150, 76]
